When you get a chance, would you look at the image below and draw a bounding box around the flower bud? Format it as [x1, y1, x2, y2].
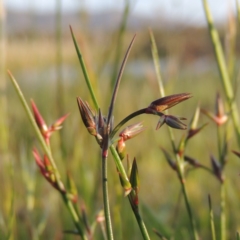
[116, 137, 126, 160]
[31, 100, 48, 134]
[129, 159, 139, 210]
[51, 113, 69, 131]
[148, 93, 192, 112]
[201, 93, 228, 126]
[77, 97, 97, 136]
[119, 122, 145, 141]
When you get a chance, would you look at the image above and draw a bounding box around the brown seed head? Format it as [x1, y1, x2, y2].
[148, 93, 192, 112]
[77, 97, 97, 136]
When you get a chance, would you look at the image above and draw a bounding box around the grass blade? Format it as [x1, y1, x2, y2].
[149, 28, 165, 98]
[203, 0, 240, 146]
[110, 0, 131, 89]
[107, 34, 136, 126]
[70, 26, 99, 110]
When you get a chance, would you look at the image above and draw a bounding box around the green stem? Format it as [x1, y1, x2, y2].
[203, 0, 240, 146]
[128, 204, 150, 240]
[8, 72, 60, 181]
[102, 144, 114, 240]
[237, 232, 240, 240]
[111, 107, 165, 139]
[149, 29, 165, 98]
[62, 194, 87, 239]
[110, 144, 150, 239]
[208, 195, 216, 240]
[181, 181, 198, 240]
[102, 132, 114, 240]
[110, 145, 131, 191]
[176, 155, 198, 240]
[220, 182, 226, 240]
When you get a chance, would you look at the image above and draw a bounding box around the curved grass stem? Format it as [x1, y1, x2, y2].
[8, 71, 87, 239]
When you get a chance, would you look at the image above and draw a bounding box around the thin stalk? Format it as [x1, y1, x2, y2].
[110, 108, 146, 138]
[8, 71, 61, 182]
[237, 232, 240, 240]
[180, 181, 198, 240]
[128, 205, 150, 240]
[104, 33, 136, 238]
[208, 195, 216, 240]
[149, 29, 165, 98]
[8, 71, 87, 239]
[102, 148, 114, 240]
[61, 193, 87, 240]
[203, 0, 240, 146]
[70, 26, 99, 110]
[150, 28, 197, 239]
[110, 145, 131, 191]
[110, 145, 150, 239]
[220, 182, 226, 240]
[176, 155, 198, 240]
[149, 29, 176, 152]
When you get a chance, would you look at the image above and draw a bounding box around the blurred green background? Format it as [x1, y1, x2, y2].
[1, 0, 240, 239]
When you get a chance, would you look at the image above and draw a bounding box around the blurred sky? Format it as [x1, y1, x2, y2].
[5, 0, 238, 26]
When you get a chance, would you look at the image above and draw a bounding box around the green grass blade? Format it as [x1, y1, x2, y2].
[203, 0, 240, 146]
[7, 71, 59, 176]
[149, 29, 165, 98]
[70, 26, 99, 110]
[107, 34, 136, 125]
[110, 0, 131, 89]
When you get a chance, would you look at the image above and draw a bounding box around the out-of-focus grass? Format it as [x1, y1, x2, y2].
[3, 14, 240, 240]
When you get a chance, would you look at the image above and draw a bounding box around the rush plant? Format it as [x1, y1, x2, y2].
[8, 28, 191, 239]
